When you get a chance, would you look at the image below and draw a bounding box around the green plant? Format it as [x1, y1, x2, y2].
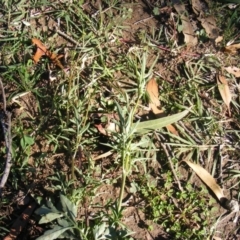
[139, 173, 214, 239]
[35, 194, 81, 240]
[35, 194, 134, 240]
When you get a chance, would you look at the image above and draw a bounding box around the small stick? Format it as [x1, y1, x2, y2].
[55, 28, 81, 47]
[93, 150, 113, 161]
[0, 79, 6, 111]
[134, 16, 154, 25]
[0, 77, 12, 197]
[218, 144, 223, 185]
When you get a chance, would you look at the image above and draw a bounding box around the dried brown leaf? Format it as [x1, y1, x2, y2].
[184, 159, 224, 201]
[215, 36, 223, 44]
[224, 43, 240, 54]
[146, 78, 179, 135]
[146, 78, 162, 115]
[32, 38, 64, 70]
[217, 73, 232, 116]
[225, 66, 240, 77]
[173, 1, 198, 46]
[198, 16, 219, 39]
[166, 124, 179, 136]
[191, 0, 202, 15]
[32, 38, 47, 63]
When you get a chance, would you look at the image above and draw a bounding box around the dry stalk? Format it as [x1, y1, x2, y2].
[0, 77, 12, 196]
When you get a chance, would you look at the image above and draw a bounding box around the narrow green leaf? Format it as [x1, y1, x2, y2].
[39, 212, 63, 224]
[133, 109, 189, 134]
[36, 226, 71, 240]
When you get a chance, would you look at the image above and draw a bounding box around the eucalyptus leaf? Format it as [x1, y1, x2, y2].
[36, 226, 71, 240]
[46, 199, 59, 213]
[59, 194, 77, 220]
[35, 205, 53, 216]
[39, 212, 63, 224]
[93, 222, 107, 239]
[60, 229, 77, 239]
[57, 218, 71, 227]
[133, 109, 189, 134]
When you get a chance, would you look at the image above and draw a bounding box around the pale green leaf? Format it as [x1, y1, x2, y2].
[57, 218, 71, 227]
[36, 226, 71, 240]
[35, 205, 53, 216]
[39, 212, 63, 224]
[60, 194, 77, 220]
[133, 109, 189, 134]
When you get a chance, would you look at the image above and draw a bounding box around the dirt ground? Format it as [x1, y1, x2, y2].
[1, 0, 240, 239]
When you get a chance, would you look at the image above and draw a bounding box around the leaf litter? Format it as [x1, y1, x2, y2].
[146, 78, 179, 135]
[223, 43, 240, 54]
[183, 159, 239, 223]
[225, 66, 240, 77]
[32, 38, 65, 70]
[191, 0, 219, 39]
[173, 0, 198, 46]
[217, 73, 232, 116]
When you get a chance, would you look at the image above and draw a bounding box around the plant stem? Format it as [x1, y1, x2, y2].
[118, 170, 127, 212]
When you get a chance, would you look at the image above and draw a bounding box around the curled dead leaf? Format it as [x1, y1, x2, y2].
[192, 0, 219, 39]
[166, 124, 178, 135]
[95, 124, 108, 136]
[217, 73, 232, 116]
[32, 38, 64, 70]
[32, 38, 47, 63]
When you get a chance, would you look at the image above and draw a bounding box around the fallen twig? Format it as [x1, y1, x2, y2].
[0, 77, 12, 197]
[4, 201, 37, 240]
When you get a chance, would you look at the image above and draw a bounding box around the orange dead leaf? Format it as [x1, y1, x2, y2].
[32, 38, 64, 70]
[146, 78, 162, 115]
[166, 124, 178, 136]
[146, 78, 178, 135]
[217, 73, 232, 116]
[32, 38, 47, 63]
